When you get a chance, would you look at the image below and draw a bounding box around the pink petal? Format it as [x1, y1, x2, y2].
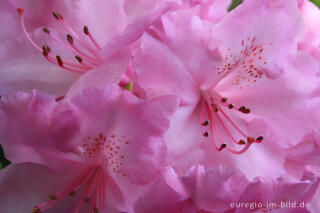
[69, 85, 179, 184]
[65, 48, 131, 98]
[134, 167, 192, 213]
[134, 9, 223, 104]
[0, 90, 81, 170]
[183, 165, 249, 212]
[213, 0, 303, 81]
[100, 1, 180, 59]
[235, 169, 320, 213]
[0, 162, 86, 213]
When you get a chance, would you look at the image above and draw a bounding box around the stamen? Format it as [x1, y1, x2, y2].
[83, 26, 89, 35]
[52, 11, 63, 20]
[239, 140, 246, 145]
[32, 207, 41, 213]
[56, 55, 63, 67]
[69, 191, 76, 197]
[202, 120, 210, 126]
[247, 136, 255, 143]
[49, 195, 57, 200]
[221, 97, 228, 103]
[226, 141, 254, 155]
[66, 35, 102, 65]
[200, 94, 263, 154]
[52, 15, 102, 60]
[75, 55, 83, 63]
[18, 8, 42, 52]
[72, 169, 102, 213]
[42, 45, 51, 57]
[67, 34, 74, 44]
[83, 25, 102, 50]
[33, 167, 97, 212]
[239, 106, 251, 114]
[93, 207, 99, 213]
[42, 26, 50, 34]
[256, 135, 264, 143]
[218, 143, 227, 151]
[18, 9, 90, 74]
[211, 103, 219, 112]
[17, 8, 25, 14]
[212, 108, 245, 145]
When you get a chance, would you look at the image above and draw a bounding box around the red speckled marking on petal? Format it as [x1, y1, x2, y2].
[214, 36, 273, 88]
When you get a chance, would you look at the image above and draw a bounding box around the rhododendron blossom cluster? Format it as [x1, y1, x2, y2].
[0, 0, 320, 212]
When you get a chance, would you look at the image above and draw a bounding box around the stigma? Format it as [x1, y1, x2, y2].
[17, 8, 103, 74]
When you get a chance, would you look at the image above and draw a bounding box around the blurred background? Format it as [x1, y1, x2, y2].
[0, 0, 320, 170]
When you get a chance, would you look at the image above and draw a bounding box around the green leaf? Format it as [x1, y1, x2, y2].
[125, 81, 133, 91]
[310, 0, 320, 8]
[228, 0, 243, 12]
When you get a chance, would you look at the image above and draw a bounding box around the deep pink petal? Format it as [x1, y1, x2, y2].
[65, 48, 131, 98]
[134, 8, 223, 104]
[213, 0, 303, 82]
[0, 163, 87, 213]
[134, 167, 192, 213]
[69, 85, 179, 184]
[0, 90, 81, 169]
[101, 1, 180, 59]
[235, 169, 320, 213]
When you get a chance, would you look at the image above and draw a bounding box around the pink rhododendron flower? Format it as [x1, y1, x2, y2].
[0, 0, 178, 97]
[1, 0, 320, 212]
[134, 0, 319, 178]
[134, 165, 320, 213]
[0, 85, 179, 212]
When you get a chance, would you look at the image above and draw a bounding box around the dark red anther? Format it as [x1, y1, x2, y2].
[32, 207, 41, 213]
[49, 194, 57, 200]
[211, 103, 219, 112]
[203, 132, 209, 137]
[256, 135, 264, 142]
[202, 120, 210, 126]
[52, 11, 63, 20]
[42, 26, 50, 34]
[56, 55, 63, 67]
[239, 140, 246, 145]
[93, 207, 99, 213]
[221, 97, 228, 103]
[85, 197, 90, 202]
[66, 34, 73, 44]
[17, 8, 25, 14]
[75, 55, 83, 63]
[55, 96, 64, 102]
[239, 106, 251, 114]
[42, 48, 48, 57]
[247, 136, 255, 144]
[69, 191, 76, 197]
[84, 25, 89, 35]
[42, 45, 51, 57]
[228, 104, 234, 109]
[218, 143, 227, 151]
